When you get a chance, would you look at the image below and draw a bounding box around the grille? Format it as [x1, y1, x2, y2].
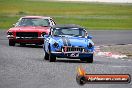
[16, 32, 38, 37]
[63, 46, 84, 52]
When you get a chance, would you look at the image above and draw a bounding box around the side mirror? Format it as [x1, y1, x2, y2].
[43, 35, 49, 38]
[87, 35, 92, 39]
[12, 24, 16, 27]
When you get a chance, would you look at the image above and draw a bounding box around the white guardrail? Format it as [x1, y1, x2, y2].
[55, 0, 132, 3]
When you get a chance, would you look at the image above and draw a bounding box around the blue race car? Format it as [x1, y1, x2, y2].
[43, 24, 94, 63]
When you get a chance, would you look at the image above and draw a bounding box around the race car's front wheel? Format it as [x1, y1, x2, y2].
[9, 39, 15, 46]
[86, 54, 93, 63]
[49, 53, 56, 62]
[44, 51, 49, 60]
[48, 45, 56, 62]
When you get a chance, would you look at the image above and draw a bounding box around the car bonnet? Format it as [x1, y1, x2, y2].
[52, 36, 88, 47]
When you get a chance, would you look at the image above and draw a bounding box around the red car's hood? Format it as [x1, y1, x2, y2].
[8, 26, 50, 33]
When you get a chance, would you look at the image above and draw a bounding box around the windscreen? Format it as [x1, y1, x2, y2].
[53, 28, 86, 37]
[16, 18, 50, 27]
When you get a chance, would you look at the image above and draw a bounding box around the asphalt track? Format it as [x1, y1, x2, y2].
[0, 30, 132, 88]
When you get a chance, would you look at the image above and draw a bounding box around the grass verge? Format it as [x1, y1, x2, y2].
[0, 0, 132, 30]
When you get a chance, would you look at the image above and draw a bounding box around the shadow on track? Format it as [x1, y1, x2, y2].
[56, 59, 86, 63]
[15, 44, 43, 48]
[41, 59, 93, 64]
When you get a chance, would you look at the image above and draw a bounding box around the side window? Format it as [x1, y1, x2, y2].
[15, 22, 19, 27]
[15, 18, 22, 27]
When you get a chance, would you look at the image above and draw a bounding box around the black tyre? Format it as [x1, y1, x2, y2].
[86, 54, 93, 63]
[48, 45, 56, 62]
[9, 39, 15, 46]
[43, 44, 49, 60]
[44, 51, 49, 60]
[49, 53, 56, 62]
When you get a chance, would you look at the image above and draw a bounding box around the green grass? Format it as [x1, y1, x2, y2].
[0, 0, 132, 30]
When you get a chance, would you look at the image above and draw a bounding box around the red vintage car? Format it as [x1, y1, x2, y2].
[7, 16, 56, 46]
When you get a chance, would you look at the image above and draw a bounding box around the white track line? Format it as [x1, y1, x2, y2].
[95, 45, 128, 59]
[111, 65, 131, 68]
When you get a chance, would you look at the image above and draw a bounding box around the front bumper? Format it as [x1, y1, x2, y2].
[7, 35, 44, 44]
[51, 51, 93, 59]
[7, 35, 43, 39]
[15, 36, 43, 39]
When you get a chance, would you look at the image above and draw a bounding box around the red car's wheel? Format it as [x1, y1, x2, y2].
[9, 39, 15, 46]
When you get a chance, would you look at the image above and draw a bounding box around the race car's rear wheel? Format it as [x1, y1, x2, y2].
[9, 39, 15, 46]
[86, 54, 93, 63]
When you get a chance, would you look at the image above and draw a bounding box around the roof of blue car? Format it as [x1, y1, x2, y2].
[52, 24, 84, 29]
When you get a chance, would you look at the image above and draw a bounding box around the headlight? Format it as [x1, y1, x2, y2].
[53, 42, 59, 48]
[88, 43, 93, 48]
[7, 31, 13, 35]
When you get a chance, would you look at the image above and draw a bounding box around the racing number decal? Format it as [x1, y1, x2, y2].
[70, 53, 79, 57]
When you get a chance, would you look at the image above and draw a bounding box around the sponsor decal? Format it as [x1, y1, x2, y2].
[70, 53, 79, 57]
[76, 66, 131, 85]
